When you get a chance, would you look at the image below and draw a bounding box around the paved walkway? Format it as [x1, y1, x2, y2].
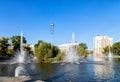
[0, 77, 44, 82]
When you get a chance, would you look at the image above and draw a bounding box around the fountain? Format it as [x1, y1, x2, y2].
[15, 65, 29, 77]
[12, 32, 31, 64]
[14, 32, 30, 77]
[108, 45, 112, 58]
[64, 32, 80, 64]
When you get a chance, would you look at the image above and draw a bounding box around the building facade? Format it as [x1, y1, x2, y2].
[57, 32, 78, 53]
[57, 42, 78, 54]
[93, 35, 113, 56]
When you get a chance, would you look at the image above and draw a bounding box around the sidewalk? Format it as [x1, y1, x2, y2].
[0, 77, 44, 82]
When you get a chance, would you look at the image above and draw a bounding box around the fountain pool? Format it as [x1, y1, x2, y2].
[64, 32, 80, 63]
[1, 56, 120, 82]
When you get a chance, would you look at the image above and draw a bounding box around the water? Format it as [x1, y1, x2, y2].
[108, 52, 112, 58]
[12, 32, 31, 77]
[11, 32, 32, 64]
[15, 65, 29, 77]
[12, 32, 27, 64]
[64, 32, 79, 63]
[108, 45, 112, 58]
[64, 46, 79, 63]
[20, 31, 23, 61]
[12, 50, 31, 64]
[1, 56, 120, 81]
[71, 32, 75, 43]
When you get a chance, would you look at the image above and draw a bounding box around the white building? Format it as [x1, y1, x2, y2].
[57, 42, 78, 53]
[93, 35, 113, 56]
[57, 32, 79, 53]
[29, 44, 34, 52]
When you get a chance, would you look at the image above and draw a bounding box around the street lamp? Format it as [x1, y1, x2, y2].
[50, 22, 54, 56]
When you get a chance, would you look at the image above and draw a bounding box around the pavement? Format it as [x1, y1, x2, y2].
[0, 77, 44, 82]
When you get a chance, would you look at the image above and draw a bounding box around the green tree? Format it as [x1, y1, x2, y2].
[103, 46, 112, 55]
[35, 40, 61, 62]
[78, 43, 88, 49]
[103, 46, 109, 55]
[7, 49, 14, 56]
[112, 42, 120, 55]
[10, 36, 27, 51]
[23, 44, 31, 51]
[77, 43, 88, 56]
[0, 37, 9, 56]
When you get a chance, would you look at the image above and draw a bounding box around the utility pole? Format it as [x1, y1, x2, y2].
[50, 22, 54, 56]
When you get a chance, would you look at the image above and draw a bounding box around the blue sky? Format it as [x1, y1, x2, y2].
[0, 0, 120, 50]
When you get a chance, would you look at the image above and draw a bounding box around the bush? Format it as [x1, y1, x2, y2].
[35, 40, 63, 62]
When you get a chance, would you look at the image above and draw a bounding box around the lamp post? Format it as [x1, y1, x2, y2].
[50, 22, 54, 56]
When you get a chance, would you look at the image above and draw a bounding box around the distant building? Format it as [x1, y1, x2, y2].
[57, 32, 79, 53]
[57, 42, 78, 53]
[93, 35, 113, 56]
[29, 44, 34, 52]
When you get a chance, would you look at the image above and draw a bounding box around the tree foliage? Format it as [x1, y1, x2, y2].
[0, 35, 32, 60]
[77, 43, 88, 56]
[10, 36, 27, 51]
[112, 42, 120, 55]
[78, 43, 88, 50]
[103, 46, 109, 55]
[35, 40, 62, 62]
[0, 37, 9, 56]
[103, 42, 120, 56]
[102, 46, 112, 55]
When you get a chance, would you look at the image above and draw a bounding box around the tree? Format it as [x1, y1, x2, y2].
[0, 37, 9, 56]
[102, 46, 112, 55]
[78, 43, 88, 50]
[103, 46, 109, 55]
[35, 40, 61, 62]
[10, 36, 27, 51]
[112, 42, 120, 55]
[77, 43, 88, 56]
[34, 40, 43, 48]
[23, 44, 31, 51]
